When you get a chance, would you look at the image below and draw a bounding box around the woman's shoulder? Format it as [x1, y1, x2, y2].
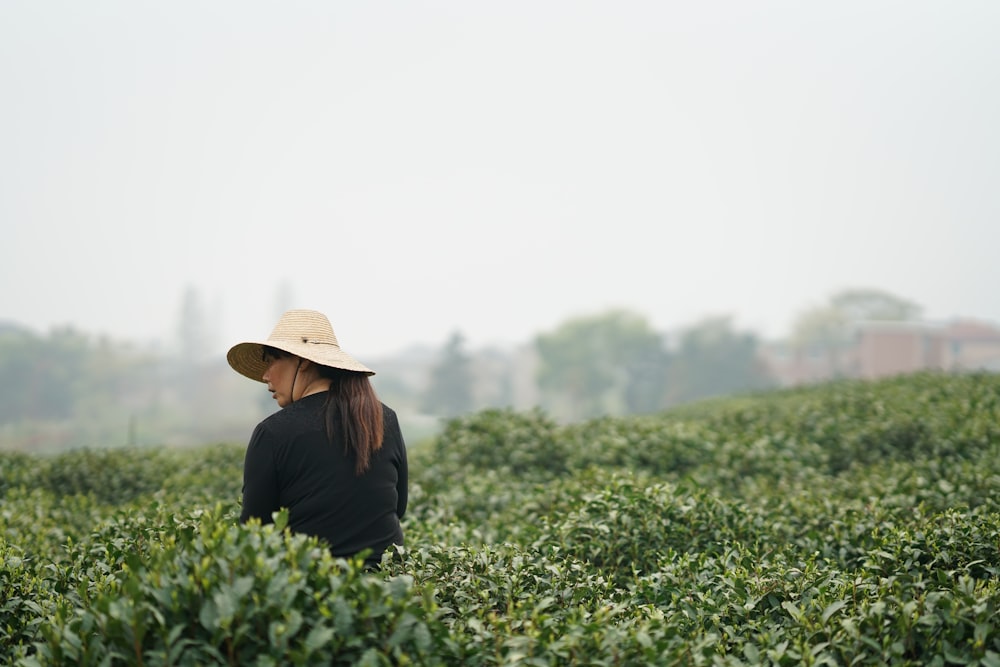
[259, 395, 325, 431]
[381, 402, 402, 428]
[380, 403, 406, 446]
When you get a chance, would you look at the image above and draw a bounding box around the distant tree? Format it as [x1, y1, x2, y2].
[793, 287, 922, 344]
[176, 285, 211, 364]
[0, 326, 87, 423]
[535, 310, 670, 421]
[273, 281, 295, 320]
[371, 374, 418, 414]
[482, 359, 515, 410]
[0, 326, 158, 449]
[792, 287, 923, 376]
[664, 316, 774, 406]
[173, 285, 224, 430]
[831, 288, 922, 322]
[422, 331, 474, 418]
[621, 330, 672, 415]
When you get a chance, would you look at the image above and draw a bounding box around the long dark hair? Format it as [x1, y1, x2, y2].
[317, 366, 385, 475]
[262, 346, 384, 475]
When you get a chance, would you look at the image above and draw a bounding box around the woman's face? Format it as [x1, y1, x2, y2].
[262, 352, 301, 408]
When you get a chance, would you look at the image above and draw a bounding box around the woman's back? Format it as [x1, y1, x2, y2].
[240, 392, 407, 565]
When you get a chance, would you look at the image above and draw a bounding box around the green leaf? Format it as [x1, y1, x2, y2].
[304, 626, 335, 653]
[821, 600, 847, 624]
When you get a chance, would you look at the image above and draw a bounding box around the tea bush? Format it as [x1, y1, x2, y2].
[24, 506, 442, 666]
[1, 538, 54, 663]
[2, 371, 999, 665]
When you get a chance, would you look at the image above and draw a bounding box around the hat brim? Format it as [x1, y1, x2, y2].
[227, 340, 375, 382]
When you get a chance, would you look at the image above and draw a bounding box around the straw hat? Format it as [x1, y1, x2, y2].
[227, 309, 374, 381]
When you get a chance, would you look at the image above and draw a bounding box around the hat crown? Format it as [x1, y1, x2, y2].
[268, 309, 341, 348]
[227, 308, 374, 380]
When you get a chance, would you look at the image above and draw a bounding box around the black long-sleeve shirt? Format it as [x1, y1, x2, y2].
[240, 392, 407, 566]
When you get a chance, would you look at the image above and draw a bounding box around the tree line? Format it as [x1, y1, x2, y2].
[420, 311, 773, 423]
[421, 287, 925, 422]
[0, 287, 923, 450]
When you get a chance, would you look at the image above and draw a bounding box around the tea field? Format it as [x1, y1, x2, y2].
[2, 372, 999, 665]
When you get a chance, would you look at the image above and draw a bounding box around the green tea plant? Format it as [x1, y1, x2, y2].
[1, 371, 999, 665]
[23, 506, 442, 666]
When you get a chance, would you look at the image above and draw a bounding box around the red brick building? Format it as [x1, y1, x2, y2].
[760, 318, 1000, 387]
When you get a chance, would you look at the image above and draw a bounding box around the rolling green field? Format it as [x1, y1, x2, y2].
[2, 372, 999, 665]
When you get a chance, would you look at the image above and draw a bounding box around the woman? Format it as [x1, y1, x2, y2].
[226, 309, 407, 568]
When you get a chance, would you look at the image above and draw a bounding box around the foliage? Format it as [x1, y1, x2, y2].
[5, 504, 438, 666]
[663, 315, 775, 406]
[0, 325, 267, 452]
[0, 327, 158, 432]
[2, 372, 1000, 665]
[791, 288, 924, 374]
[430, 407, 565, 480]
[176, 285, 214, 364]
[829, 288, 923, 323]
[534, 309, 670, 420]
[533, 310, 776, 419]
[422, 332, 475, 418]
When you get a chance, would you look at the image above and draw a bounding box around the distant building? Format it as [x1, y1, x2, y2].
[942, 319, 1000, 372]
[760, 318, 1000, 387]
[851, 321, 946, 380]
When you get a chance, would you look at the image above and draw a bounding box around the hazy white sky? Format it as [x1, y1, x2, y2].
[2, 1, 998, 359]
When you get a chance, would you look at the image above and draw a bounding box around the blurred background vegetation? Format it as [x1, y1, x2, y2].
[1, 285, 993, 453]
